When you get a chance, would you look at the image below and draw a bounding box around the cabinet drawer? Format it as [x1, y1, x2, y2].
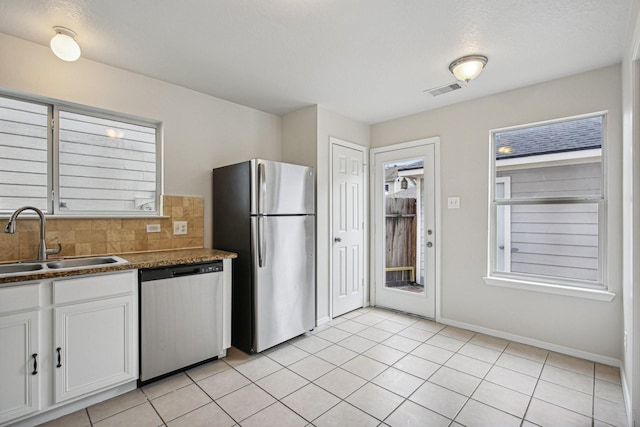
[0, 283, 41, 314]
[53, 270, 136, 305]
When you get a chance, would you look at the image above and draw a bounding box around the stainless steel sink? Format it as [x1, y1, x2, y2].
[0, 255, 128, 277]
[46, 256, 123, 269]
[0, 263, 44, 274]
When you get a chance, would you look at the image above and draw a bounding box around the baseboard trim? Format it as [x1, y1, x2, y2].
[8, 381, 137, 427]
[316, 316, 331, 327]
[620, 365, 633, 426]
[438, 316, 622, 367]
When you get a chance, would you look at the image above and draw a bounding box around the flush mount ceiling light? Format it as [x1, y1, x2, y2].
[449, 55, 488, 83]
[50, 26, 81, 62]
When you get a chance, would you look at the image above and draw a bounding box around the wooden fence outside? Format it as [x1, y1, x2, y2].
[385, 197, 417, 284]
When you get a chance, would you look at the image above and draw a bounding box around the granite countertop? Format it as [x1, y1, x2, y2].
[0, 248, 237, 285]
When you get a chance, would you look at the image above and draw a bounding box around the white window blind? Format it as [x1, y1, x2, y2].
[0, 93, 160, 216]
[58, 111, 157, 212]
[0, 97, 49, 211]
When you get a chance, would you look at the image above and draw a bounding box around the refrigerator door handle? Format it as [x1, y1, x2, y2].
[258, 162, 266, 215]
[258, 216, 266, 268]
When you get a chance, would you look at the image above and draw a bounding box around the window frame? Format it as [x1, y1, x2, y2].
[0, 91, 163, 217]
[484, 111, 613, 300]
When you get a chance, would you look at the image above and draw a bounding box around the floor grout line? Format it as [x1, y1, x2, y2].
[40, 306, 626, 427]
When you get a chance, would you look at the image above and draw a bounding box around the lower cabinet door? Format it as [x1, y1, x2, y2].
[0, 311, 40, 424]
[54, 296, 136, 403]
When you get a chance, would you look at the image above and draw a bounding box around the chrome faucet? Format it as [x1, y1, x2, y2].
[4, 206, 62, 261]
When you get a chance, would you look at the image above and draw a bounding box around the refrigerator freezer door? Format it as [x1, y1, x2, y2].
[252, 215, 315, 352]
[251, 160, 315, 215]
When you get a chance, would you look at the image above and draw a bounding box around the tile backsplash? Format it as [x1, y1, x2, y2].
[0, 195, 204, 263]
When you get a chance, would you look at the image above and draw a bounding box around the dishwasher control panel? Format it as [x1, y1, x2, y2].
[139, 260, 223, 282]
[201, 263, 223, 273]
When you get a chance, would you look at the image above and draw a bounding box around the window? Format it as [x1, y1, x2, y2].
[488, 113, 606, 291]
[0, 94, 161, 215]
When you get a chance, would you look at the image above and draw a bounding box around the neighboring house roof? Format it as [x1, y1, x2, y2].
[385, 160, 424, 182]
[385, 166, 398, 182]
[495, 116, 602, 160]
[387, 187, 417, 199]
[398, 160, 424, 171]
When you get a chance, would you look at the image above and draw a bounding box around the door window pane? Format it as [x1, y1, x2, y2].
[384, 158, 425, 294]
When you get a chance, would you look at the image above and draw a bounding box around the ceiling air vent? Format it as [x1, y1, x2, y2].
[424, 81, 466, 97]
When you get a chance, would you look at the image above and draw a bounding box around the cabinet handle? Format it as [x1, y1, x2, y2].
[56, 347, 62, 368]
[31, 353, 38, 375]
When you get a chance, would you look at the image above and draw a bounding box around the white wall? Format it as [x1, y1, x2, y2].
[1, 30, 628, 367]
[371, 65, 623, 359]
[317, 108, 370, 322]
[283, 106, 370, 324]
[622, 0, 640, 422]
[282, 106, 318, 168]
[0, 33, 282, 247]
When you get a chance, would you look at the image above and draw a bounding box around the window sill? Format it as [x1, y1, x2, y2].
[482, 276, 615, 301]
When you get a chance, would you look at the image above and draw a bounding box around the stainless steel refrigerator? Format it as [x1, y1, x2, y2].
[212, 159, 315, 353]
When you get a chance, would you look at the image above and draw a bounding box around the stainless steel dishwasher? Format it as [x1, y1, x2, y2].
[139, 261, 224, 384]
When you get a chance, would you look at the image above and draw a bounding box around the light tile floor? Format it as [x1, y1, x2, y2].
[39, 307, 629, 427]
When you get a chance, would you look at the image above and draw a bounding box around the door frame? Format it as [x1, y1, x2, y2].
[329, 137, 368, 319]
[369, 137, 441, 320]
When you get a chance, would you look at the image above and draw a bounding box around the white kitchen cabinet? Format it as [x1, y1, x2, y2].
[52, 271, 137, 403]
[0, 284, 41, 425]
[0, 270, 138, 426]
[54, 295, 135, 402]
[0, 311, 41, 424]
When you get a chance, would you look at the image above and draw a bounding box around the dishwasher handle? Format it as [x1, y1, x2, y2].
[139, 261, 223, 282]
[172, 267, 202, 277]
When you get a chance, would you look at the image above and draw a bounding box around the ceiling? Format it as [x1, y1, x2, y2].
[0, 0, 633, 124]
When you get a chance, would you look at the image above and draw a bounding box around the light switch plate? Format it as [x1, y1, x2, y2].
[447, 197, 460, 209]
[146, 224, 161, 233]
[173, 221, 188, 235]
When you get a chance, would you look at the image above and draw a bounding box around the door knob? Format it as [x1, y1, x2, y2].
[334, 237, 342, 243]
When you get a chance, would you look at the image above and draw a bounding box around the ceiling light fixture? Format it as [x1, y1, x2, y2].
[449, 55, 488, 83]
[50, 26, 81, 62]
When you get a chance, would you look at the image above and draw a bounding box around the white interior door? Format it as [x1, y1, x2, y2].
[331, 140, 366, 317]
[372, 140, 437, 318]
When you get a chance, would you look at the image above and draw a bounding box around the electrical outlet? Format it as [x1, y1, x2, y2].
[448, 196, 460, 209]
[146, 224, 161, 233]
[173, 221, 188, 235]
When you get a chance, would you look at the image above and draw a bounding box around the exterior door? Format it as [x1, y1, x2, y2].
[331, 140, 366, 317]
[372, 139, 437, 318]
